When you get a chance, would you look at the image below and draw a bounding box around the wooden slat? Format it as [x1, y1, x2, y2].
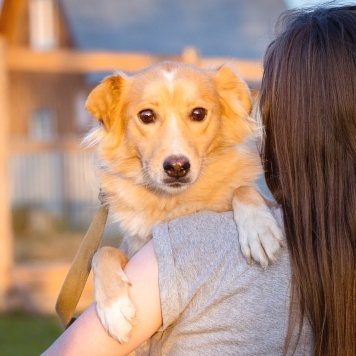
[201, 57, 263, 83]
[6, 46, 262, 82]
[9, 140, 89, 153]
[7, 47, 164, 73]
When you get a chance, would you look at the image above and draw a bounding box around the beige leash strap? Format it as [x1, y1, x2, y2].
[55, 190, 109, 329]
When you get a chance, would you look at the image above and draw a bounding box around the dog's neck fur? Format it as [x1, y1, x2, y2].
[100, 143, 261, 257]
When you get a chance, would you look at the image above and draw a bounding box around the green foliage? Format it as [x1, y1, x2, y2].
[0, 312, 62, 356]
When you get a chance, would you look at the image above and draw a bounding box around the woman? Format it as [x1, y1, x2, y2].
[259, 5, 356, 355]
[43, 5, 355, 355]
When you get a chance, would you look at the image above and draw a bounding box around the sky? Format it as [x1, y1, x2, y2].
[285, 0, 354, 7]
[0, 0, 354, 14]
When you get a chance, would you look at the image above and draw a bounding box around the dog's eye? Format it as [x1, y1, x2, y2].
[191, 108, 207, 122]
[138, 109, 155, 124]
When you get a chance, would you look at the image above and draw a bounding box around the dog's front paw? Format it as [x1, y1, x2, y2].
[233, 188, 285, 268]
[92, 247, 136, 343]
[95, 286, 136, 343]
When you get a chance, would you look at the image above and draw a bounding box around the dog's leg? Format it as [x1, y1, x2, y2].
[232, 186, 285, 268]
[92, 246, 136, 343]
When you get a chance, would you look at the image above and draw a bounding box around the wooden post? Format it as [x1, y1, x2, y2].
[0, 36, 12, 311]
[182, 46, 199, 66]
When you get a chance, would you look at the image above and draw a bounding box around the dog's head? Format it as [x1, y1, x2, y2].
[86, 61, 257, 194]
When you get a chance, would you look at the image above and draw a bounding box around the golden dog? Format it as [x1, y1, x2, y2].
[85, 61, 283, 342]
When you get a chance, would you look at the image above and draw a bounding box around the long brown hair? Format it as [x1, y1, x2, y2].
[259, 6, 356, 355]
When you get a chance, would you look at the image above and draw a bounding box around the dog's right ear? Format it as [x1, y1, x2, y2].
[86, 75, 125, 130]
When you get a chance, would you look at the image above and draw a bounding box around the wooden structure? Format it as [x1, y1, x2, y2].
[0, 37, 12, 311]
[0, 0, 85, 139]
[0, 0, 263, 314]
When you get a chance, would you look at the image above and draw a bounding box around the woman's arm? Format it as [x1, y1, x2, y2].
[42, 240, 162, 356]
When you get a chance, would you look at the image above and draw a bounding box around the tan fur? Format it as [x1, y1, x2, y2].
[233, 185, 266, 206]
[92, 247, 130, 307]
[87, 62, 283, 342]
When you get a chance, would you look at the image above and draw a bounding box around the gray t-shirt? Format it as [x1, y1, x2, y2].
[150, 210, 313, 355]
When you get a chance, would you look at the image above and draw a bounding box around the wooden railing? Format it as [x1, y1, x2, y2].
[5, 45, 263, 83]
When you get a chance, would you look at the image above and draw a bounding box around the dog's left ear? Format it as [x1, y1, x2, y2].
[214, 65, 258, 141]
[215, 65, 252, 114]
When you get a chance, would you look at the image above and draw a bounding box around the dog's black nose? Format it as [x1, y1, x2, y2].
[163, 156, 190, 178]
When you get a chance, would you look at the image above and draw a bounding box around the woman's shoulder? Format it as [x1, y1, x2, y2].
[153, 208, 284, 258]
[152, 208, 289, 292]
[153, 210, 244, 271]
[150, 210, 312, 355]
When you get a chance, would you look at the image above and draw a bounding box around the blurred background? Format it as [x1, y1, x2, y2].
[0, 0, 351, 354]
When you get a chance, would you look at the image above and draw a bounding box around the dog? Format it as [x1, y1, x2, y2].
[85, 61, 283, 343]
